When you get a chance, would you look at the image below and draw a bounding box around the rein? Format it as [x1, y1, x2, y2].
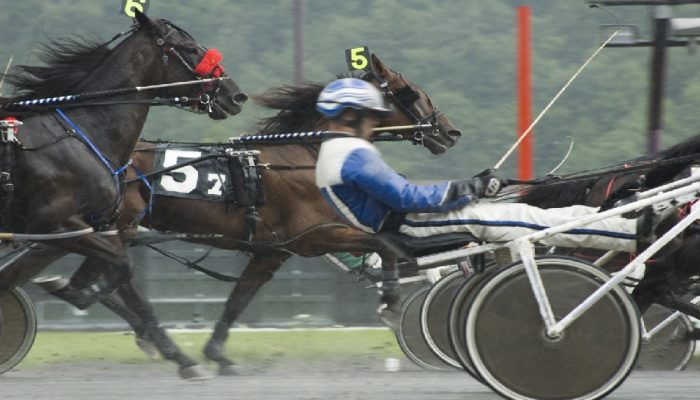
[1, 77, 229, 113]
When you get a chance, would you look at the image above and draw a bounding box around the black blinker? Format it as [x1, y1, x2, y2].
[394, 86, 420, 106]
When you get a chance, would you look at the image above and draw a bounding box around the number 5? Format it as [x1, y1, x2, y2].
[346, 46, 370, 71]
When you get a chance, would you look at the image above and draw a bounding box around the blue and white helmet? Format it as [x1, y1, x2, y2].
[316, 78, 391, 117]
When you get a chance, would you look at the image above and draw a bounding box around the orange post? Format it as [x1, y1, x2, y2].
[517, 6, 534, 180]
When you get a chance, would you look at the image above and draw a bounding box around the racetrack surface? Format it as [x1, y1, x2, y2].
[2, 358, 699, 400]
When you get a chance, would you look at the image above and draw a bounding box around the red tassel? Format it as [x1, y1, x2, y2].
[194, 49, 225, 77]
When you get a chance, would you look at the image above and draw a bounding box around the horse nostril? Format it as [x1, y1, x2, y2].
[233, 92, 248, 104]
[448, 130, 462, 139]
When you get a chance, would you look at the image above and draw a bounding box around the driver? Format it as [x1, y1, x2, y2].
[315, 78, 655, 251]
[314, 78, 663, 326]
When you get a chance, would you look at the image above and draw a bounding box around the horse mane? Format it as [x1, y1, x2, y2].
[253, 82, 325, 134]
[253, 74, 361, 134]
[1, 36, 115, 102]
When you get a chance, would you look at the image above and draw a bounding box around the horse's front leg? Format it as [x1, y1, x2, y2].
[116, 278, 210, 380]
[203, 253, 289, 375]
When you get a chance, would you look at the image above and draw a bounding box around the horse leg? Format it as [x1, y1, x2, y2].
[374, 248, 401, 331]
[115, 278, 211, 380]
[67, 257, 158, 359]
[203, 253, 289, 375]
[632, 234, 700, 314]
[34, 232, 134, 310]
[0, 243, 68, 291]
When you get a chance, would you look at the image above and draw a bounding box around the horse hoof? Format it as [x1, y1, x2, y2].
[33, 276, 69, 293]
[179, 365, 213, 381]
[219, 364, 239, 376]
[135, 336, 160, 360]
[377, 303, 401, 332]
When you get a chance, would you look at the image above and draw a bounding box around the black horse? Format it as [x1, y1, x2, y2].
[0, 11, 246, 378]
[518, 134, 700, 316]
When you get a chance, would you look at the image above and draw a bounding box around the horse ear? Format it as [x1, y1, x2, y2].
[134, 9, 155, 30]
[371, 54, 387, 75]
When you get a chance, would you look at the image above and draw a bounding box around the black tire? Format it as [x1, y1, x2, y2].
[396, 285, 451, 370]
[636, 303, 695, 371]
[465, 257, 640, 400]
[420, 270, 467, 370]
[447, 267, 498, 381]
[0, 287, 37, 375]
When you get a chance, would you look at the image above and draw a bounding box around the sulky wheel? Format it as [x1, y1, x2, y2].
[420, 270, 467, 370]
[395, 285, 451, 370]
[636, 303, 695, 371]
[464, 256, 640, 400]
[447, 267, 498, 381]
[0, 287, 38, 375]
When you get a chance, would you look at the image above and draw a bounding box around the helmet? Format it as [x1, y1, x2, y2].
[316, 78, 391, 118]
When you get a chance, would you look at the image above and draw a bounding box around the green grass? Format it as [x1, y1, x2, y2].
[20, 329, 402, 368]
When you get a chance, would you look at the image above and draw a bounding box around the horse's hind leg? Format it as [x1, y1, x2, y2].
[34, 232, 134, 309]
[0, 243, 68, 291]
[203, 253, 289, 375]
[632, 234, 700, 314]
[116, 278, 211, 380]
[66, 257, 158, 358]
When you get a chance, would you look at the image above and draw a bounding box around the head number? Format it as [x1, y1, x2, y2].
[345, 46, 371, 72]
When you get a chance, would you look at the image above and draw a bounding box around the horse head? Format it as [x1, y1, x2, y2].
[363, 54, 461, 154]
[133, 11, 247, 119]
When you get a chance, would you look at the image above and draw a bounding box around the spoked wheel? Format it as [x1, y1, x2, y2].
[464, 257, 640, 400]
[396, 286, 451, 370]
[0, 287, 38, 375]
[420, 270, 467, 370]
[636, 303, 695, 371]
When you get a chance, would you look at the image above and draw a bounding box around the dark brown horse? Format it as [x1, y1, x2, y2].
[0, 11, 246, 378]
[55, 54, 461, 375]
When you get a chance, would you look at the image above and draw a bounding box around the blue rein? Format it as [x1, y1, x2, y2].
[55, 108, 130, 226]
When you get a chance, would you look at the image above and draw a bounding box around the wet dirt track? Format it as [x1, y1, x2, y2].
[1, 359, 699, 400]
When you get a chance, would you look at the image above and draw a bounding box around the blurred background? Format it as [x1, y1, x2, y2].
[3, 0, 700, 328]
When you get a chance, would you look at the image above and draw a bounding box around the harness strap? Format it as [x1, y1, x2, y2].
[55, 109, 129, 176]
[130, 163, 155, 222]
[144, 244, 240, 282]
[55, 108, 128, 226]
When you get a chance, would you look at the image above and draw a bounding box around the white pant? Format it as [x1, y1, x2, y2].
[398, 203, 637, 252]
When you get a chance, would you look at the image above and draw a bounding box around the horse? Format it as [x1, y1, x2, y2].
[0, 10, 246, 379]
[43, 54, 462, 375]
[517, 134, 700, 316]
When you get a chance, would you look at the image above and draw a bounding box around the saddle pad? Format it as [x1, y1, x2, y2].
[152, 143, 234, 202]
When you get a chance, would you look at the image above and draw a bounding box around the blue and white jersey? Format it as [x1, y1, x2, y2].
[315, 137, 472, 233]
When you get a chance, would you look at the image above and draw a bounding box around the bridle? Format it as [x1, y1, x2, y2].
[363, 70, 442, 146]
[149, 20, 227, 114]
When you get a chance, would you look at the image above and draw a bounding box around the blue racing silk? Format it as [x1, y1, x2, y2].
[315, 137, 472, 233]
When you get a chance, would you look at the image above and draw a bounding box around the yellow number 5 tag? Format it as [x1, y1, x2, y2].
[345, 46, 371, 72]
